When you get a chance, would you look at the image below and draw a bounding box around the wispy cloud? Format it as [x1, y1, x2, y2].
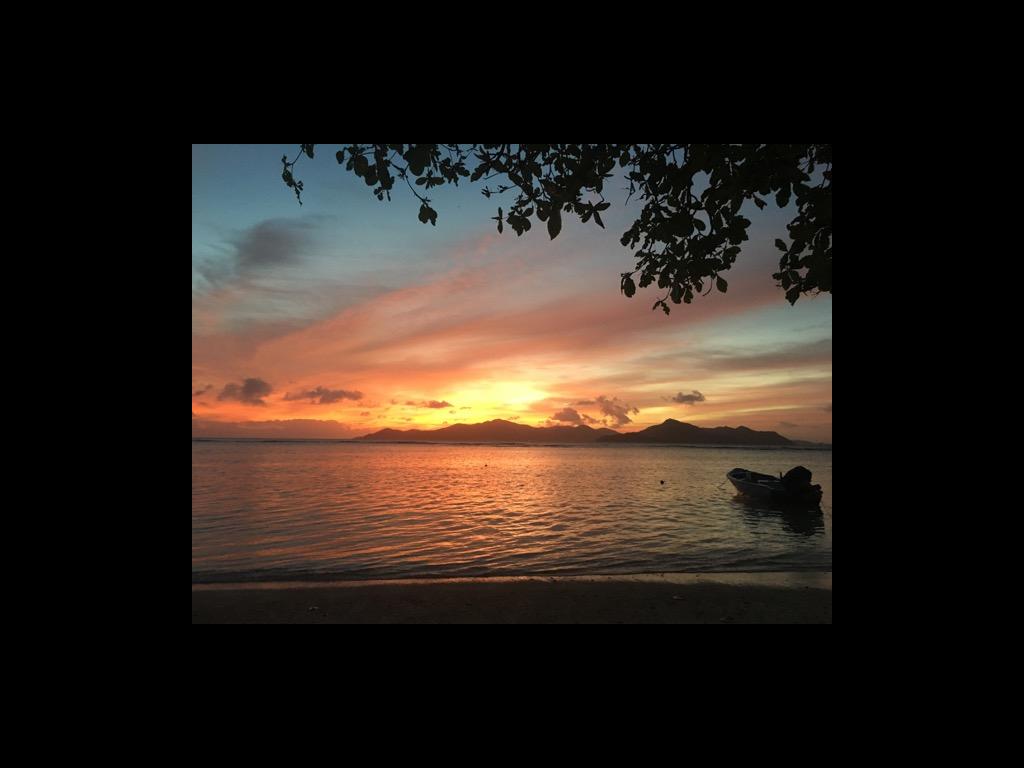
[192, 418, 360, 439]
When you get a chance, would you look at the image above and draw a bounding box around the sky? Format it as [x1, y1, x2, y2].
[192, 145, 832, 443]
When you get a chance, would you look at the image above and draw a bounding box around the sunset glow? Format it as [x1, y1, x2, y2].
[193, 145, 832, 443]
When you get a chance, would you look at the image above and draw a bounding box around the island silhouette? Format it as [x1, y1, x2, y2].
[356, 418, 793, 446]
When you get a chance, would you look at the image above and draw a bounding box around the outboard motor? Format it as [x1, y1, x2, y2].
[781, 465, 813, 492]
[781, 465, 822, 504]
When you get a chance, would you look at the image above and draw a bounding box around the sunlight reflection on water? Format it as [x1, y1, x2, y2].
[192, 441, 832, 581]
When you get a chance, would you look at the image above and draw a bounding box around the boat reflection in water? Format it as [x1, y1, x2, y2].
[731, 492, 825, 537]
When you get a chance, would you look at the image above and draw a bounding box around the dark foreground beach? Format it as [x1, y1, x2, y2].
[192, 572, 831, 624]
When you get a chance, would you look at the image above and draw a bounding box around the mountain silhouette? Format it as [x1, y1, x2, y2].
[357, 418, 792, 445]
[596, 419, 791, 445]
[356, 419, 618, 443]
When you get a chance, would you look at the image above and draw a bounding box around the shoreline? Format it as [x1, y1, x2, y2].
[193, 438, 832, 450]
[192, 571, 832, 624]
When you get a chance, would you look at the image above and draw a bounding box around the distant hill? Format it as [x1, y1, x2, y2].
[356, 419, 619, 443]
[596, 419, 792, 446]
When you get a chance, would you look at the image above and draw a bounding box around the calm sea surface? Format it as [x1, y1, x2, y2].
[192, 441, 832, 581]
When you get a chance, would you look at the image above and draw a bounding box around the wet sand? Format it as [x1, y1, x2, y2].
[192, 572, 831, 624]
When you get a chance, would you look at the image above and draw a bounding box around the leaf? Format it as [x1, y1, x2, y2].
[418, 203, 437, 226]
[775, 238, 788, 252]
[593, 210, 604, 228]
[716, 276, 728, 293]
[547, 206, 562, 240]
[336, 150, 345, 164]
[405, 147, 428, 176]
[622, 276, 636, 297]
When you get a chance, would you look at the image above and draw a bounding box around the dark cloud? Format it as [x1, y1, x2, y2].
[193, 384, 213, 397]
[217, 378, 273, 406]
[283, 386, 364, 404]
[551, 407, 599, 425]
[779, 421, 799, 429]
[697, 338, 832, 372]
[595, 395, 639, 427]
[405, 400, 454, 409]
[670, 390, 706, 405]
[359, 411, 371, 416]
[234, 219, 311, 270]
[824, 403, 832, 413]
[552, 407, 585, 424]
[193, 218, 315, 292]
[575, 399, 596, 406]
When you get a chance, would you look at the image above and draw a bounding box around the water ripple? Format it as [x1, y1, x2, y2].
[192, 442, 832, 581]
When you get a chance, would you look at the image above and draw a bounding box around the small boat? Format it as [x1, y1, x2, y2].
[727, 466, 823, 507]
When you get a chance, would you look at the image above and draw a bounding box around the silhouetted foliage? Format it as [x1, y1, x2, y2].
[282, 144, 831, 311]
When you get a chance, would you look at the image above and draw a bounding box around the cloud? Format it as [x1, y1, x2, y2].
[551, 407, 599, 425]
[283, 386, 364, 404]
[595, 395, 639, 427]
[193, 218, 315, 294]
[217, 378, 273, 406]
[359, 411, 371, 416]
[670, 390, 706, 405]
[824, 403, 832, 413]
[192, 418, 360, 439]
[404, 400, 454, 409]
[575, 399, 596, 406]
[695, 338, 832, 372]
[193, 384, 213, 397]
[779, 421, 799, 428]
[552, 407, 584, 424]
[233, 219, 311, 270]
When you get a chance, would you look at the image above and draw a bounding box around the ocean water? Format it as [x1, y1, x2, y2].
[192, 441, 832, 582]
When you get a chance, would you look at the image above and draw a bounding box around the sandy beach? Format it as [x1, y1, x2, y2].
[192, 572, 831, 624]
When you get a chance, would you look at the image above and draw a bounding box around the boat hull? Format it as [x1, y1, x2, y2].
[727, 469, 822, 507]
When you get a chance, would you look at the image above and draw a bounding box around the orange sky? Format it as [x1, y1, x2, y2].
[192, 146, 832, 443]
